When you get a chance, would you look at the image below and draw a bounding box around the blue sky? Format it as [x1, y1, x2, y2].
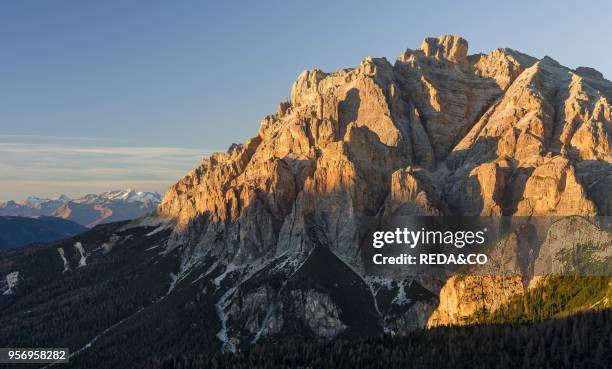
[0, 0, 610, 201]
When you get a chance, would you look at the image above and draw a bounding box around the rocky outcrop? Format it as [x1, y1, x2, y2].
[515, 156, 596, 216]
[382, 167, 446, 216]
[419, 35, 469, 65]
[533, 217, 612, 275]
[427, 275, 524, 327]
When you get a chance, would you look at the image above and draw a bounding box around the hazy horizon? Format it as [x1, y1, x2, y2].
[0, 134, 210, 201]
[1, 0, 610, 201]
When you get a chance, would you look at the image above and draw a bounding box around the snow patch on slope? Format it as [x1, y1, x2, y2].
[213, 263, 240, 287]
[146, 221, 172, 237]
[74, 242, 87, 267]
[216, 285, 238, 352]
[1, 271, 19, 295]
[24, 196, 49, 206]
[392, 280, 411, 306]
[213, 263, 249, 352]
[57, 248, 70, 272]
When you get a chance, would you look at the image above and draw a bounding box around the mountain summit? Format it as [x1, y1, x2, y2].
[1, 36, 610, 368]
[145, 34, 611, 345]
[158, 34, 610, 261]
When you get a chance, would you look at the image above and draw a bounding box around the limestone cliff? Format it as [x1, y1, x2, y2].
[152, 35, 611, 342]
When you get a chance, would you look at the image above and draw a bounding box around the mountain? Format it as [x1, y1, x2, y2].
[0, 216, 87, 249]
[0, 190, 162, 228]
[0, 35, 610, 368]
[0, 195, 70, 217]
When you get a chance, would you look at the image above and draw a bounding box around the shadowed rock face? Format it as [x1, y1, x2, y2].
[2, 36, 610, 362]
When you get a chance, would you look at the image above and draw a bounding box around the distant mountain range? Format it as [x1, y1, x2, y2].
[0, 216, 87, 249]
[0, 190, 161, 228]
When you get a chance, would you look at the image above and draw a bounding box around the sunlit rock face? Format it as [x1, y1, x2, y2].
[153, 35, 611, 342]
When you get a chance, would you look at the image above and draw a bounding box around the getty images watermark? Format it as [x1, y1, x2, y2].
[371, 227, 489, 266]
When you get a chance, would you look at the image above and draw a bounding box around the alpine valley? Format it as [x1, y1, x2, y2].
[1, 36, 611, 369]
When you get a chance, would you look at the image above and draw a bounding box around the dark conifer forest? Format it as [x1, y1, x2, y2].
[145, 309, 611, 369]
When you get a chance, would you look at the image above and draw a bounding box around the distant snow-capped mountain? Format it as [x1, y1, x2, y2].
[0, 195, 70, 217]
[72, 189, 161, 205]
[0, 190, 161, 228]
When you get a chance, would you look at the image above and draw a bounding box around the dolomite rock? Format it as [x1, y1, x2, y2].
[480, 227, 527, 276]
[396, 36, 530, 161]
[533, 216, 612, 275]
[470, 48, 538, 90]
[444, 159, 512, 216]
[575, 160, 612, 215]
[292, 290, 347, 339]
[427, 275, 524, 327]
[419, 35, 469, 65]
[575, 67, 604, 80]
[151, 35, 611, 342]
[515, 156, 596, 216]
[383, 167, 445, 216]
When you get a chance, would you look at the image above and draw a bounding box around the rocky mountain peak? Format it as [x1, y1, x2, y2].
[55, 194, 71, 201]
[574, 66, 604, 80]
[418, 34, 469, 64]
[157, 35, 611, 270]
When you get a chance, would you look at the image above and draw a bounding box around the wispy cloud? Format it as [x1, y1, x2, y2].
[0, 137, 214, 201]
[0, 143, 206, 157]
[0, 134, 111, 142]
